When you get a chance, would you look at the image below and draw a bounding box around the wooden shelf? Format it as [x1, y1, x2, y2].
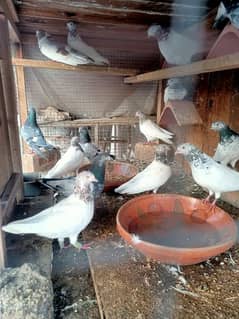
[39, 116, 155, 128]
[124, 52, 239, 83]
[12, 58, 139, 76]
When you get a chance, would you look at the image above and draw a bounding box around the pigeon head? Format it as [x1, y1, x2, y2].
[147, 24, 168, 40]
[66, 21, 77, 32]
[36, 30, 47, 40]
[79, 127, 91, 144]
[167, 77, 182, 87]
[211, 121, 227, 131]
[74, 171, 98, 201]
[175, 143, 198, 156]
[155, 144, 171, 163]
[70, 136, 83, 150]
[135, 110, 146, 119]
[27, 107, 37, 125]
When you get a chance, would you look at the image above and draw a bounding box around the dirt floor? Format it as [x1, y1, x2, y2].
[4, 159, 239, 319]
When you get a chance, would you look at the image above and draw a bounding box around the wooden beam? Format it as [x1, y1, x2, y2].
[156, 80, 164, 124]
[0, 1, 20, 42]
[12, 58, 139, 76]
[124, 53, 239, 84]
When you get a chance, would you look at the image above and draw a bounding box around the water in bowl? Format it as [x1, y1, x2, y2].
[128, 211, 222, 248]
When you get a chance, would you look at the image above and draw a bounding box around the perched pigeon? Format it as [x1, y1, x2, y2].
[2, 171, 97, 249]
[66, 21, 110, 66]
[136, 111, 174, 144]
[78, 127, 101, 160]
[45, 136, 90, 178]
[147, 24, 201, 65]
[89, 152, 114, 197]
[164, 77, 188, 103]
[36, 30, 93, 66]
[175, 143, 239, 206]
[21, 107, 55, 158]
[115, 145, 172, 194]
[211, 121, 239, 168]
[213, 1, 239, 29]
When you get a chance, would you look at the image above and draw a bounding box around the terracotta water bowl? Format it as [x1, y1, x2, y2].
[116, 194, 237, 265]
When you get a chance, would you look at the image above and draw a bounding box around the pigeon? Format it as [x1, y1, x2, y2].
[147, 24, 201, 65]
[164, 78, 188, 103]
[66, 21, 110, 66]
[45, 136, 90, 178]
[2, 171, 97, 249]
[115, 144, 172, 195]
[213, 1, 239, 29]
[21, 107, 55, 158]
[136, 111, 174, 144]
[78, 127, 101, 160]
[175, 143, 239, 206]
[36, 30, 93, 66]
[211, 121, 239, 168]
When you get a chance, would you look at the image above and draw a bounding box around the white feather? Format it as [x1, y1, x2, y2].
[139, 119, 173, 144]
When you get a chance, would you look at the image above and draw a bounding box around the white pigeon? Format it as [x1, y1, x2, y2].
[175, 143, 239, 206]
[211, 121, 239, 168]
[147, 24, 201, 65]
[136, 111, 174, 144]
[45, 136, 90, 178]
[164, 77, 188, 103]
[2, 171, 97, 249]
[66, 21, 110, 66]
[115, 144, 172, 195]
[36, 30, 93, 66]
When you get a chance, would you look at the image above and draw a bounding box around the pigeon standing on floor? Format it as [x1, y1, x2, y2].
[2, 171, 97, 249]
[147, 24, 201, 65]
[136, 111, 174, 144]
[78, 127, 101, 160]
[45, 136, 90, 178]
[211, 121, 239, 168]
[175, 143, 239, 206]
[115, 145, 172, 195]
[36, 30, 93, 66]
[21, 107, 55, 158]
[66, 21, 110, 66]
[164, 78, 188, 103]
[213, 1, 239, 29]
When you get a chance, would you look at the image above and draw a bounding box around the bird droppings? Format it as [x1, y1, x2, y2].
[3, 160, 239, 318]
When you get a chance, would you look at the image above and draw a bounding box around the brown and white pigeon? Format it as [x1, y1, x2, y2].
[2, 171, 97, 249]
[36, 30, 93, 66]
[66, 21, 109, 66]
[136, 111, 174, 144]
[115, 144, 172, 195]
[45, 137, 90, 178]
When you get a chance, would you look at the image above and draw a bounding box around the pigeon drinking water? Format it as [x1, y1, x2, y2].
[45, 136, 90, 178]
[21, 107, 55, 158]
[66, 21, 110, 66]
[175, 143, 239, 208]
[115, 144, 172, 195]
[211, 121, 239, 168]
[136, 111, 174, 144]
[2, 171, 97, 249]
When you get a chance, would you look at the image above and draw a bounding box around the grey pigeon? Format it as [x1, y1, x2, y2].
[36, 30, 93, 66]
[147, 24, 201, 65]
[66, 21, 110, 65]
[2, 171, 97, 249]
[21, 107, 55, 158]
[45, 136, 90, 178]
[211, 121, 239, 168]
[214, 1, 239, 29]
[164, 77, 188, 103]
[176, 143, 239, 206]
[78, 127, 101, 160]
[136, 111, 174, 144]
[115, 144, 172, 195]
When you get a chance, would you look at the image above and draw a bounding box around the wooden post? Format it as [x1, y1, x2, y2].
[156, 80, 164, 124]
[0, 205, 7, 269]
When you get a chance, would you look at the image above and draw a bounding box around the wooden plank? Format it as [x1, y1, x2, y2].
[0, 205, 7, 269]
[156, 80, 164, 124]
[0, 2, 20, 42]
[12, 58, 139, 76]
[124, 53, 239, 83]
[15, 44, 29, 154]
[39, 116, 156, 128]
